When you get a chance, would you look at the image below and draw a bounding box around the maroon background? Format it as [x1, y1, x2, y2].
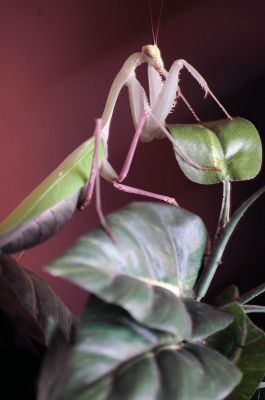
[0, 0, 264, 315]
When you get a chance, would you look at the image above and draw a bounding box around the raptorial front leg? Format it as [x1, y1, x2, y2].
[160, 59, 232, 119]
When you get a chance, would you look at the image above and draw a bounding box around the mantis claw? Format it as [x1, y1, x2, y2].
[168, 198, 179, 207]
[101, 221, 117, 244]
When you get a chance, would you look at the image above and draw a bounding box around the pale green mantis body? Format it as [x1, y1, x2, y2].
[0, 43, 230, 252]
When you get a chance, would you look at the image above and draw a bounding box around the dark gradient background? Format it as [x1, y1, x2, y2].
[0, 0, 264, 317]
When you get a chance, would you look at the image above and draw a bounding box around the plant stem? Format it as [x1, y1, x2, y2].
[196, 180, 232, 300]
[238, 283, 265, 305]
[217, 181, 231, 233]
[195, 186, 265, 301]
[243, 305, 265, 313]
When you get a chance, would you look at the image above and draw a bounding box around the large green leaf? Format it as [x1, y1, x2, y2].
[0, 254, 77, 345]
[0, 137, 105, 253]
[169, 118, 262, 184]
[38, 297, 242, 400]
[48, 202, 207, 296]
[208, 303, 265, 400]
[46, 202, 230, 336]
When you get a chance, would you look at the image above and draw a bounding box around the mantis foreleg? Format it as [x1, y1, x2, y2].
[160, 59, 232, 119]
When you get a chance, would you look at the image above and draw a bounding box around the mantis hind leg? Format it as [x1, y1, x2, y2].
[78, 119, 115, 240]
[113, 181, 178, 206]
[95, 161, 116, 242]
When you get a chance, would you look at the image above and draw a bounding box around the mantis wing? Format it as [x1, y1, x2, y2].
[0, 137, 105, 253]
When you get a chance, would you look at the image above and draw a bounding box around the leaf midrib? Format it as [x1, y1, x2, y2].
[73, 339, 181, 394]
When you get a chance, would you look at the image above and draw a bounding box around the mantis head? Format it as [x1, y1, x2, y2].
[142, 44, 164, 73]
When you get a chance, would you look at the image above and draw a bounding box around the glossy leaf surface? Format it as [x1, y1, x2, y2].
[169, 118, 262, 184]
[208, 303, 265, 400]
[38, 297, 241, 400]
[0, 137, 104, 253]
[48, 202, 207, 295]
[46, 202, 227, 335]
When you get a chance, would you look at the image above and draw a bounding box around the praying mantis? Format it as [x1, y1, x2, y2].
[0, 42, 231, 253]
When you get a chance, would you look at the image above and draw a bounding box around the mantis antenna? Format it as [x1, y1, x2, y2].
[149, 0, 165, 45]
[148, 0, 200, 121]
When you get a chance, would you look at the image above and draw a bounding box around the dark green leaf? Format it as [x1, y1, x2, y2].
[38, 324, 71, 400]
[39, 297, 241, 400]
[0, 137, 105, 253]
[0, 254, 77, 345]
[48, 201, 207, 296]
[208, 303, 265, 400]
[169, 118, 262, 184]
[215, 285, 240, 306]
[47, 202, 233, 336]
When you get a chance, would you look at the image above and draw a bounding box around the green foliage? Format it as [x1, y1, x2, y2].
[47, 202, 212, 334]
[215, 285, 240, 306]
[47, 202, 207, 298]
[208, 303, 265, 400]
[38, 297, 242, 400]
[169, 118, 262, 184]
[0, 255, 76, 398]
[0, 255, 76, 344]
[0, 113, 264, 400]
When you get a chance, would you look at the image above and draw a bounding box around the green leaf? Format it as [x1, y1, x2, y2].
[38, 324, 71, 400]
[0, 137, 105, 253]
[48, 201, 207, 296]
[208, 303, 265, 400]
[38, 297, 241, 400]
[0, 254, 77, 345]
[47, 202, 233, 336]
[215, 285, 240, 306]
[169, 118, 262, 184]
